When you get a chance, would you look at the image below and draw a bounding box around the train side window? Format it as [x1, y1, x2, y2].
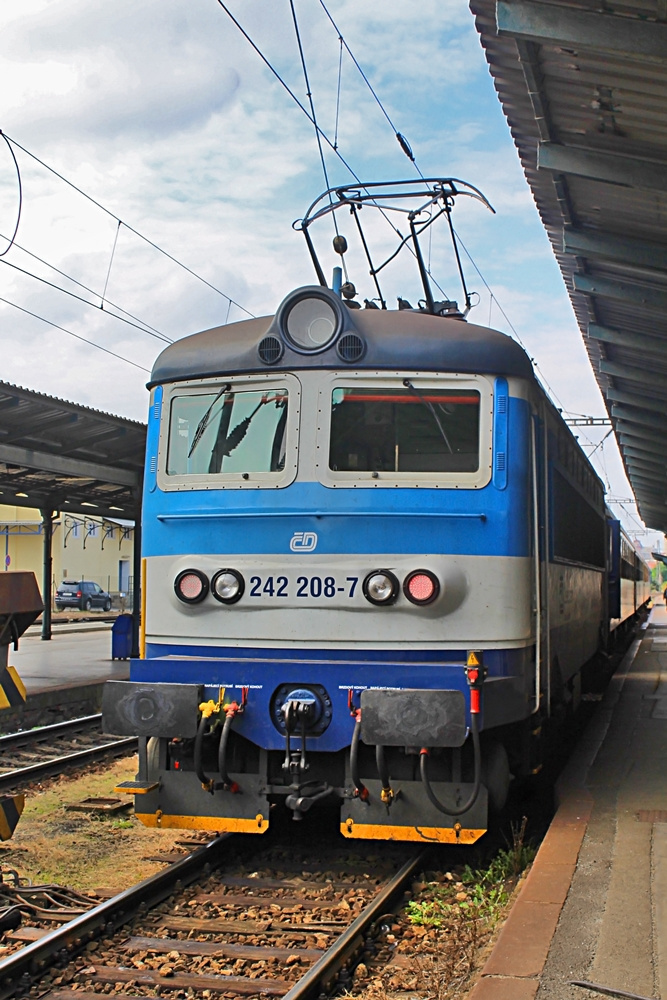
[329, 386, 480, 474]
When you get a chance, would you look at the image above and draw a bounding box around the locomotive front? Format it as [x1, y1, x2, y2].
[103, 281, 538, 843]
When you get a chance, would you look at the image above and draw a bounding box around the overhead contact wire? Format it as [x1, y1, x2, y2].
[101, 219, 121, 309]
[213, 1, 409, 251]
[1, 133, 253, 319]
[0, 131, 22, 257]
[213, 1, 360, 184]
[316, 0, 425, 179]
[0, 256, 172, 344]
[0, 234, 169, 339]
[288, 0, 347, 280]
[0, 296, 150, 372]
[333, 35, 343, 151]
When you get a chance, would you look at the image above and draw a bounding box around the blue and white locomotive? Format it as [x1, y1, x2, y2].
[103, 180, 649, 843]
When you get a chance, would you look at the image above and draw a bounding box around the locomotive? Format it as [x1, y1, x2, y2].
[103, 179, 649, 843]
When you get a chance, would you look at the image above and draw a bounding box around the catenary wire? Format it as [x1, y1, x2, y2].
[215, 1, 625, 488]
[0, 234, 170, 340]
[101, 219, 121, 307]
[289, 0, 333, 198]
[213, 2, 364, 186]
[2, 133, 254, 319]
[213, 2, 458, 302]
[0, 256, 172, 344]
[0, 296, 150, 372]
[288, 0, 348, 279]
[316, 0, 425, 178]
[333, 34, 343, 150]
[0, 132, 22, 257]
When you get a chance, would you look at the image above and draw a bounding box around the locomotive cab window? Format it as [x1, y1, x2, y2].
[319, 374, 492, 488]
[158, 375, 299, 490]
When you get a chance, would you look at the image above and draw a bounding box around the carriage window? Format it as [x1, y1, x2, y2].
[329, 386, 480, 473]
[167, 388, 289, 476]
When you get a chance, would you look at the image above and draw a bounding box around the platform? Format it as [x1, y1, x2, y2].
[1, 628, 129, 731]
[470, 605, 667, 1000]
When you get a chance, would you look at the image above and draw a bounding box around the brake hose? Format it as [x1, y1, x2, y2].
[194, 714, 215, 794]
[349, 711, 369, 801]
[419, 711, 482, 816]
[217, 711, 236, 791]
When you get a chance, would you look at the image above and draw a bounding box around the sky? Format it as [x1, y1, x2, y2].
[0, 0, 661, 548]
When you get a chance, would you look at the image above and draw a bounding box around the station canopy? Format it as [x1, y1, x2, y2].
[0, 382, 145, 520]
[472, 0, 667, 534]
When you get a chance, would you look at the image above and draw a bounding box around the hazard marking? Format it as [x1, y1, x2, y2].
[467, 651, 483, 668]
[0, 794, 24, 840]
[0, 665, 26, 709]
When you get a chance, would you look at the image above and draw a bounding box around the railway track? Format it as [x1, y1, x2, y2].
[0, 716, 136, 792]
[0, 834, 426, 1000]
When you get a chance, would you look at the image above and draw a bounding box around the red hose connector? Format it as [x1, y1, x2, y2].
[465, 650, 486, 715]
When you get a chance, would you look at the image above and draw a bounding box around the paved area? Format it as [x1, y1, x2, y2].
[470, 606, 667, 1000]
[10, 628, 129, 694]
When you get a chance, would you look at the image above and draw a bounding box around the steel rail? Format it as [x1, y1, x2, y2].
[282, 849, 429, 1000]
[0, 834, 233, 999]
[0, 738, 137, 792]
[0, 714, 103, 751]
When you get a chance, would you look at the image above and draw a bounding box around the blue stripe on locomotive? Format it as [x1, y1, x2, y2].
[132, 646, 531, 751]
[142, 395, 531, 559]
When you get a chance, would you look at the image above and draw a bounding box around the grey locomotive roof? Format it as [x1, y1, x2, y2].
[149, 297, 534, 386]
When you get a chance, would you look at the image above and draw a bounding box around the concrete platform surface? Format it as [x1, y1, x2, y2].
[10, 629, 129, 694]
[470, 605, 667, 1000]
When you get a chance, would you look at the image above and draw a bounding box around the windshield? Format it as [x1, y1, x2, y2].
[329, 386, 480, 473]
[167, 388, 289, 476]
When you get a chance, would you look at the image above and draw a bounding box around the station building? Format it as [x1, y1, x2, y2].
[0, 503, 135, 610]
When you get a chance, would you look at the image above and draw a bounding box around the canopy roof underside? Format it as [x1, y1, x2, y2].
[472, 0, 667, 533]
[0, 382, 145, 520]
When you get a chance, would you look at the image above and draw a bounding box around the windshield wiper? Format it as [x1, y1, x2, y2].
[188, 384, 231, 458]
[218, 392, 287, 459]
[402, 379, 453, 453]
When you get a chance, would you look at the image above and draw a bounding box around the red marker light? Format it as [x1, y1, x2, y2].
[403, 570, 440, 606]
[174, 569, 209, 604]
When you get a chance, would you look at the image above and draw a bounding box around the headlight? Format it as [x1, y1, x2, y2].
[363, 570, 399, 606]
[211, 569, 245, 605]
[174, 569, 209, 604]
[403, 570, 440, 606]
[281, 292, 342, 352]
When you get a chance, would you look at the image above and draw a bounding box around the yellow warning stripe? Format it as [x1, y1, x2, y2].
[140, 557, 147, 659]
[341, 819, 486, 844]
[0, 665, 27, 709]
[135, 812, 269, 834]
[0, 794, 24, 841]
[7, 665, 26, 701]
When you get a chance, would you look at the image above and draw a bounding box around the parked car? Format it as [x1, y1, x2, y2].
[55, 581, 112, 612]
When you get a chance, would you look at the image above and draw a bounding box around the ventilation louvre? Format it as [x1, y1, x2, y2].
[336, 333, 365, 363]
[258, 335, 283, 365]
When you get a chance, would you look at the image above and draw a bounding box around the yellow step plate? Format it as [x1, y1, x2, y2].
[114, 780, 159, 795]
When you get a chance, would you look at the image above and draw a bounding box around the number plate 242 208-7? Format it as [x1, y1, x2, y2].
[247, 574, 359, 600]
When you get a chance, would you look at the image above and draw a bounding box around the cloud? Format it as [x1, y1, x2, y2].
[0, 1, 657, 541]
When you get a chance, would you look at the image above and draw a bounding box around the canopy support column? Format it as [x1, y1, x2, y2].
[39, 509, 55, 641]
